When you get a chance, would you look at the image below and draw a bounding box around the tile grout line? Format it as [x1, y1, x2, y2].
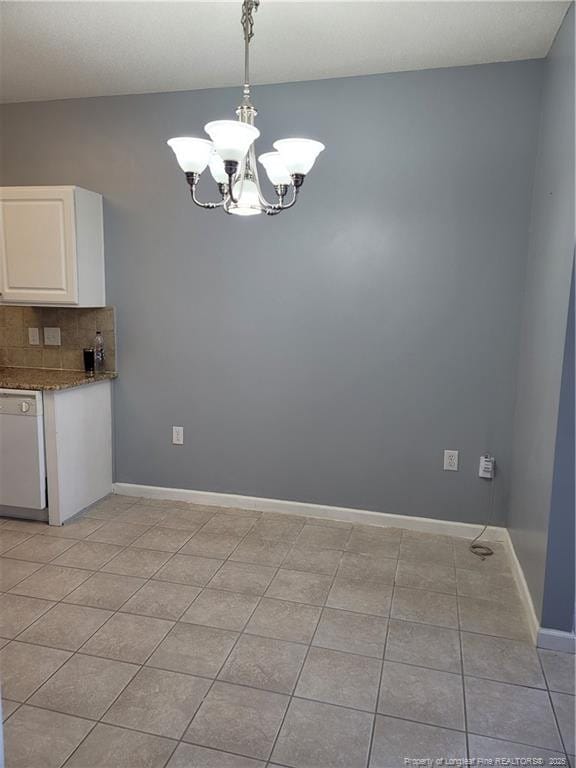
[12, 618, 552, 734]
[15, 685, 569, 758]
[4, 656, 565, 749]
[5, 591, 139, 768]
[366, 572, 394, 768]
[2, 539, 523, 603]
[90, 511, 297, 762]
[140, 569, 271, 754]
[454, 540, 471, 762]
[535, 645, 572, 757]
[5, 623, 559, 697]
[259, 531, 348, 765]
[1, 504, 233, 723]
[208, 528, 343, 763]
[3, 502, 229, 768]
[154, 592, 274, 761]
[1, 499, 549, 766]
[0, 577, 542, 656]
[1, 542, 541, 665]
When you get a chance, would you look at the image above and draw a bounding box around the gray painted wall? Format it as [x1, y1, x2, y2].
[541, 265, 575, 633]
[508, 5, 575, 618]
[0, 60, 544, 523]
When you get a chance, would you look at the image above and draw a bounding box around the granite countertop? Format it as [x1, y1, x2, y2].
[0, 367, 118, 391]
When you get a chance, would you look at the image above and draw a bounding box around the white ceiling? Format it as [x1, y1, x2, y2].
[0, 1, 569, 104]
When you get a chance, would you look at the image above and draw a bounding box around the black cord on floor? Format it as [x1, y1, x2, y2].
[469, 463, 496, 560]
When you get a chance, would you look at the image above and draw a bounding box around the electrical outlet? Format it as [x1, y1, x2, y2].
[172, 426, 184, 445]
[44, 327, 61, 346]
[443, 450, 459, 471]
[28, 328, 40, 345]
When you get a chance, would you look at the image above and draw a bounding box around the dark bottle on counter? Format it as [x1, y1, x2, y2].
[83, 348, 95, 376]
[94, 330, 105, 373]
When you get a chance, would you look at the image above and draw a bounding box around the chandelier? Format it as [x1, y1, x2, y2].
[167, 0, 325, 216]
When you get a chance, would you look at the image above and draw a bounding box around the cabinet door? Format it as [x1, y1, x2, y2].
[0, 187, 78, 304]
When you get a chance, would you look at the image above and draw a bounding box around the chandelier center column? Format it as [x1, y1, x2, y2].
[240, 0, 259, 112]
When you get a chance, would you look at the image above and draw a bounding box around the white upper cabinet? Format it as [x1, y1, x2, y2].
[0, 186, 105, 306]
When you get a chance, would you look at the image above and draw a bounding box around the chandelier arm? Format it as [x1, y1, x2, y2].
[191, 186, 227, 210]
[261, 175, 303, 212]
[186, 173, 226, 209]
[264, 186, 299, 216]
[280, 185, 298, 208]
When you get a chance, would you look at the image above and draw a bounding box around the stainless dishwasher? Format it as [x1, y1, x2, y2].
[0, 389, 47, 520]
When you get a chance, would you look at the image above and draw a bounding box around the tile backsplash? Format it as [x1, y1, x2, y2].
[0, 306, 116, 372]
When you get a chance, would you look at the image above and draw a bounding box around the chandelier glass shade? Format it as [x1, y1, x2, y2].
[167, 0, 324, 217]
[166, 138, 213, 174]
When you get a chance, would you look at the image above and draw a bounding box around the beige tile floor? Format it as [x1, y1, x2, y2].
[1, 495, 574, 768]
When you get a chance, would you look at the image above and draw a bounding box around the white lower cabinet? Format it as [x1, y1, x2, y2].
[0, 186, 105, 306]
[44, 381, 113, 524]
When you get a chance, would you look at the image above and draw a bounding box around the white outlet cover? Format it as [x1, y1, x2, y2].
[443, 450, 459, 471]
[44, 327, 61, 346]
[28, 328, 40, 345]
[172, 426, 184, 445]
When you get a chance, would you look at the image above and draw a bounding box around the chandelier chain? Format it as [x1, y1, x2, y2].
[241, 0, 259, 43]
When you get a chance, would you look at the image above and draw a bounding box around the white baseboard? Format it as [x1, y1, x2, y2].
[502, 529, 540, 644]
[537, 627, 576, 653]
[112, 482, 508, 542]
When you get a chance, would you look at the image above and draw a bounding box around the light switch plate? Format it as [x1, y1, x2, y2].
[44, 327, 61, 346]
[28, 328, 40, 345]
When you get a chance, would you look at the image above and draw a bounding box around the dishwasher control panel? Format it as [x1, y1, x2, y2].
[0, 390, 42, 416]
